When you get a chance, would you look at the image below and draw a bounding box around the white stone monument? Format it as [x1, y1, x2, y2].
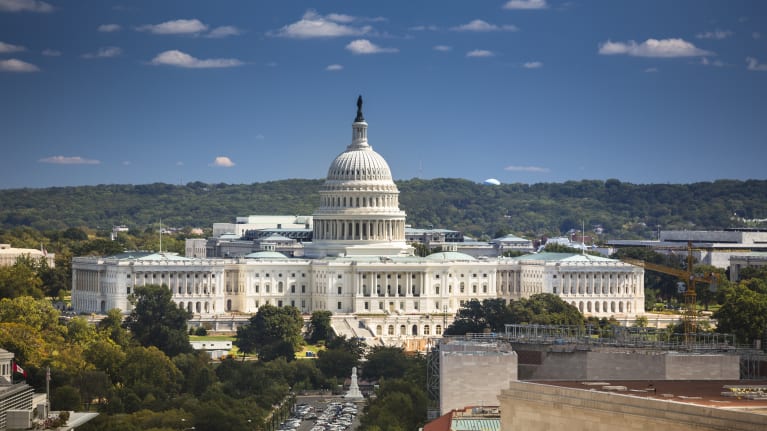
[344, 366, 364, 400]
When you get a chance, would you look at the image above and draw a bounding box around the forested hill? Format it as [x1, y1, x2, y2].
[1, 178, 765, 240]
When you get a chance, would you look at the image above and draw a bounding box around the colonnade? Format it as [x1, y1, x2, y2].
[313, 218, 405, 241]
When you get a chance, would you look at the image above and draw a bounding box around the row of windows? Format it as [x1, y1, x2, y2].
[375, 324, 443, 336]
[130, 273, 215, 279]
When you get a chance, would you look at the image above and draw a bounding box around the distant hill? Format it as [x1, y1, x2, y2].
[1, 178, 765, 240]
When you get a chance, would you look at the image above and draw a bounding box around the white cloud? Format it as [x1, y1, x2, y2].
[272, 10, 372, 38]
[504, 165, 550, 173]
[700, 57, 724, 67]
[503, 0, 548, 10]
[41, 48, 60, 56]
[452, 19, 517, 32]
[746, 57, 767, 72]
[39, 156, 100, 165]
[644, 67, 658, 73]
[0, 0, 53, 12]
[137, 19, 208, 35]
[176, 161, 184, 166]
[326, 64, 343, 71]
[466, 49, 494, 57]
[695, 29, 732, 40]
[523, 61, 543, 68]
[598, 38, 712, 57]
[149, 50, 243, 68]
[410, 25, 438, 31]
[82, 46, 122, 59]
[433, 45, 452, 52]
[211, 156, 235, 167]
[345, 39, 398, 54]
[0, 41, 25, 53]
[98, 24, 122, 32]
[0, 58, 39, 72]
[122, 161, 131, 166]
[753, 32, 761, 40]
[326, 13, 355, 23]
[206, 25, 242, 38]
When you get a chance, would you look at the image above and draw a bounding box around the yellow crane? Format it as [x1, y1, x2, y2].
[620, 241, 719, 341]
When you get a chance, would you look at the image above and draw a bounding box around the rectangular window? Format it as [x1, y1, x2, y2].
[337, 301, 342, 310]
[364, 301, 369, 310]
[278, 300, 283, 307]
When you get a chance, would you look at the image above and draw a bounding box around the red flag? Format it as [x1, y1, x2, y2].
[12, 362, 27, 378]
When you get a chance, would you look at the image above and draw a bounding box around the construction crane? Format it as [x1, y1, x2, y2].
[620, 241, 719, 342]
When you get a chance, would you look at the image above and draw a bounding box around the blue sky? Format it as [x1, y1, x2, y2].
[1, 0, 765, 189]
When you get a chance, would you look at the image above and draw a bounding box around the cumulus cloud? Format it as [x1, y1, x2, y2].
[0, 0, 53, 12]
[504, 165, 550, 173]
[695, 29, 732, 40]
[523, 61, 543, 68]
[345, 39, 398, 54]
[98, 23, 122, 32]
[466, 49, 494, 57]
[39, 156, 100, 165]
[503, 0, 548, 9]
[598, 38, 712, 57]
[644, 67, 658, 73]
[451, 19, 517, 32]
[82, 46, 122, 59]
[0, 41, 25, 53]
[746, 57, 767, 72]
[211, 156, 235, 167]
[41, 48, 60, 56]
[0, 58, 39, 72]
[326, 64, 343, 71]
[137, 19, 208, 35]
[433, 45, 452, 52]
[149, 50, 243, 68]
[272, 10, 372, 38]
[206, 25, 242, 38]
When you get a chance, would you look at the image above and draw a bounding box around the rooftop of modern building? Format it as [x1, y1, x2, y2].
[424, 406, 501, 431]
[530, 380, 767, 413]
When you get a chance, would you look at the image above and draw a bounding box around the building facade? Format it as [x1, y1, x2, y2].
[72, 99, 644, 345]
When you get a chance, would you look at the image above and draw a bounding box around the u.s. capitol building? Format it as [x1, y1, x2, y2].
[72, 99, 644, 345]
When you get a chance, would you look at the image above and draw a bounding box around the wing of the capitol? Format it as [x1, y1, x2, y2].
[71, 98, 645, 346]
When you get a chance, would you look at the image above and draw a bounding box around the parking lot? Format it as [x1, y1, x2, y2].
[277, 395, 363, 431]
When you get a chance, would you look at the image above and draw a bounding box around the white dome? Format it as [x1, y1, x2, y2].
[327, 146, 393, 182]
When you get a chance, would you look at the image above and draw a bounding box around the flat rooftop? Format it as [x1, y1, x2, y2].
[533, 380, 767, 414]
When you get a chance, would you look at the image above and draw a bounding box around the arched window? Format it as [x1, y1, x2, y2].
[388, 325, 395, 335]
[376, 325, 383, 336]
[436, 325, 443, 335]
[424, 325, 430, 335]
[400, 325, 406, 335]
[412, 325, 418, 336]
[587, 301, 592, 313]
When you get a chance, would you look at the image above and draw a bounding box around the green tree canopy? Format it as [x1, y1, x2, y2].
[713, 277, 767, 345]
[307, 310, 333, 344]
[508, 293, 584, 326]
[124, 285, 193, 357]
[444, 298, 513, 335]
[234, 305, 304, 362]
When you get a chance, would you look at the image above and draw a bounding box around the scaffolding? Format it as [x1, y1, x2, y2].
[503, 323, 738, 352]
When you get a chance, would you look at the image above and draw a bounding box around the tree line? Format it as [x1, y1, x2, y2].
[2, 178, 765, 239]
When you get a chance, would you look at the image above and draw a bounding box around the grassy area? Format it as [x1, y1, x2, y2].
[296, 343, 325, 359]
[189, 335, 235, 342]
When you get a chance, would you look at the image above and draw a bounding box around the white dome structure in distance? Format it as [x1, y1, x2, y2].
[304, 96, 413, 258]
[484, 178, 501, 186]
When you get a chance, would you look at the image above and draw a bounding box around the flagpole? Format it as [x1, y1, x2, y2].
[46, 366, 50, 416]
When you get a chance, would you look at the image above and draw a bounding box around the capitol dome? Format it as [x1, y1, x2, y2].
[304, 96, 412, 258]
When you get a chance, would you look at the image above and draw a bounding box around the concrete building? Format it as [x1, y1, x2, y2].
[0, 349, 34, 431]
[424, 406, 501, 431]
[729, 252, 767, 282]
[607, 228, 767, 270]
[499, 380, 767, 431]
[436, 338, 517, 415]
[0, 244, 54, 268]
[71, 99, 645, 346]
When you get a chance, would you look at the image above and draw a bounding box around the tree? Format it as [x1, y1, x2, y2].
[118, 345, 183, 405]
[97, 308, 132, 348]
[234, 305, 304, 362]
[307, 310, 333, 344]
[316, 348, 359, 380]
[0, 261, 44, 299]
[713, 278, 767, 345]
[361, 346, 409, 381]
[444, 298, 513, 335]
[124, 284, 193, 357]
[508, 293, 584, 326]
